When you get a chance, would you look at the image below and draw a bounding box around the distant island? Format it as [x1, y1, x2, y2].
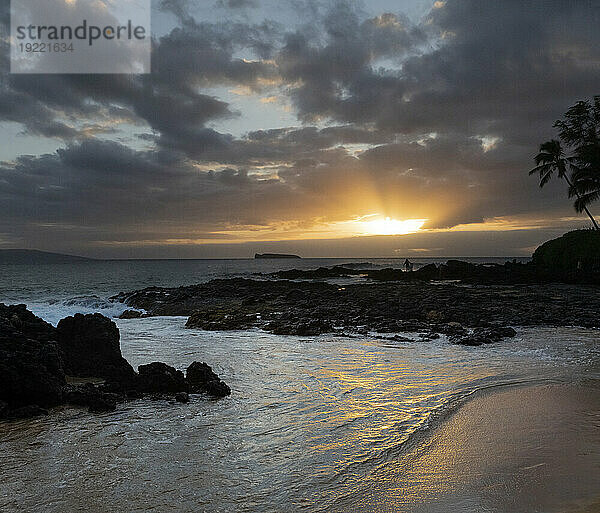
[0, 249, 94, 264]
[254, 253, 302, 259]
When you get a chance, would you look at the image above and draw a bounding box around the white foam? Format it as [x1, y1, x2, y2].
[24, 295, 128, 326]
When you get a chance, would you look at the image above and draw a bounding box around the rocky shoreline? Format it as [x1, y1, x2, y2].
[111, 261, 600, 344]
[5, 258, 600, 420]
[269, 257, 600, 284]
[0, 304, 230, 421]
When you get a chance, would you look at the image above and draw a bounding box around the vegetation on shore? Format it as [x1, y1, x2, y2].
[530, 96, 600, 229]
[532, 229, 600, 273]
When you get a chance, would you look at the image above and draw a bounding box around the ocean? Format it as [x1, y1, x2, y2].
[1, 257, 598, 512]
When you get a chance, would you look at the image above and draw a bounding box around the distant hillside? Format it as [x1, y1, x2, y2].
[0, 249, 94, 264]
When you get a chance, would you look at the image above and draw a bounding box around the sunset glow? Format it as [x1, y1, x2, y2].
[353, 217, 427, 236]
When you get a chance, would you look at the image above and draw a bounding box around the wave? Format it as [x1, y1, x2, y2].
[24, 295, 129, 326]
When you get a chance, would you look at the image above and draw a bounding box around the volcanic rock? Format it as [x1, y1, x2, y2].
[138, 362, 188, 394]
[56, 313, 136, 385]
[186, 361, 231, 397]
[0, 304, 65, 415]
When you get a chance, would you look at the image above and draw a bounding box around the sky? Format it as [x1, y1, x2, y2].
[1, 0, 599, 258]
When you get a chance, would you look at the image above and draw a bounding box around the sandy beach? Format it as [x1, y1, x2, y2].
[340, 382, 600, 513]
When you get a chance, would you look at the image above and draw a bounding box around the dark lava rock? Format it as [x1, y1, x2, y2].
[113, 278, 335, 317]
[175, 392, 189, 403]
[64, 383, 121, 413]
[0, 304, 65, 414]
[186, 361, 218, 388]
[8, 405, 49, 419]
[486, 326, 518, 339]
[1, 304, 233, 419]
[99, 380, 130, 397]
[273, 266, 362, 280]
[126, 389, 144, 399]
[186, 361, 231, 397]
[451, 333, 487, 346]
[118, 309, 143, 319]
[204, 380, 231, 397]
[413, 263, 440, 280]
[138, 362, 188, 394]
[438, 322, 467, 337]
[364, 268, 404, 281]
[57, 313, 136, 385]
[286, 288, 306, 301]
[114, 258, 600, 335]
[375, 334, 413, 342]
[441, 260, 477, 279]
[425, 310, 446, 323]
[186, 307, 258, 331]
[451, 326, 517, 346]
[87, 393, 118, 413]
[267, 318, 334, 336]
[63, 383, 98, 406]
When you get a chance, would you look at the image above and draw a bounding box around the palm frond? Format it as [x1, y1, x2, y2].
[539, 172, 552, 188]
[529, 163, 549, 175]
[529, 140, 566, 186]
[574, 190, 600, 212]
[533, 152, 554, 166]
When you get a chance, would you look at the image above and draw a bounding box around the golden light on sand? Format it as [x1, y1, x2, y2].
[355, 217, 427, 236]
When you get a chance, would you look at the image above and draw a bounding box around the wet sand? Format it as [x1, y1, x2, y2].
[342, 382, 600, 513]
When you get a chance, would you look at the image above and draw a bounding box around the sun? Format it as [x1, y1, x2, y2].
[358, 217, 426, 236]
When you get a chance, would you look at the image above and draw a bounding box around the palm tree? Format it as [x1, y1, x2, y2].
[570, 165, 600, 218]
[529, 139, 600, 230]
[568, 130, 600, 217]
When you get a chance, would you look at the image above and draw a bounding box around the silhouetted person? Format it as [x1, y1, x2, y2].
[404, 259, 413, 272]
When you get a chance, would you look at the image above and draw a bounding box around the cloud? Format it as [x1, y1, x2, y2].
[0, 0, 598, 255]
[216, 0, 259, 9]
[277, 3, 426, 123]
[0, 17, 280, 151]
[282, 0, 600, 145]
[0, 139, 308, 246]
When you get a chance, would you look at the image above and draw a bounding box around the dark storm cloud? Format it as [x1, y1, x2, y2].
[158, 0, 192, 21]
[184, 125, 395, 165]
[1, 0, 598, 254]
[4, 0, 598, 149]
[247, 126, 394, 148]
[277, 3, 425, 123]
[216, 0, 259, 9]
[280, 0, 600, 141]
[0, 139, 303, 244]
[384, 0, 600, 140]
